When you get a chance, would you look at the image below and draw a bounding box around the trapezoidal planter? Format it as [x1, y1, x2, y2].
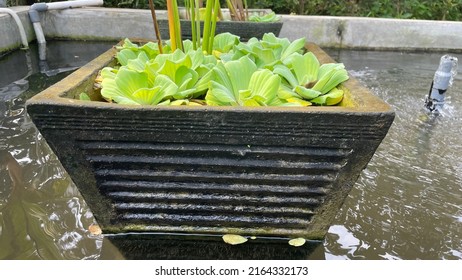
[26, 43, 394, 241]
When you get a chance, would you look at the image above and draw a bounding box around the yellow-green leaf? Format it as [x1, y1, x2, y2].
[312, 64, 349, 94]
[79, 92, 91, 101]
[295, 85, 322, 100]
[222, 234, 248, 245]
[247, 69, 281, 105]
[288, 237, 306, 247]
[132, 87, 163, 105]
[286, 97, 312, 106]
[310, 88, 344, 106]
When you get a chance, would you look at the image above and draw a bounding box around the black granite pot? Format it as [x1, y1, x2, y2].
[26, 42, 394, 241]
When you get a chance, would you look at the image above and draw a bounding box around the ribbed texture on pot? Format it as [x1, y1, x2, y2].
[81, 141, 349, 231]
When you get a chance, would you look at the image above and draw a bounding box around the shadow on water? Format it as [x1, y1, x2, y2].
[101, 234, 325, 260]
[1, 43, 461, 260]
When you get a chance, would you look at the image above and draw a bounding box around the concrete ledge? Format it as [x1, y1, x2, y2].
[2, 7, 462, 54]
[281, 15, 462, 52]
[0, 6, 35, 53]
[41, 8, 162, 41]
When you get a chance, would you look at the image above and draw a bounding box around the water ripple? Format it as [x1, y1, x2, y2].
[326, 50, 462, 260]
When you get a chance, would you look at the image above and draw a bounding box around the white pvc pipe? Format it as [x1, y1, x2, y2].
[33, 22, 47, 60]
[0, 8, 29, 49]
[29, 0, 104, 60]
[45, 0, 103, 10]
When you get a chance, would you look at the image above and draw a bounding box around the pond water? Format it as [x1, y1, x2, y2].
[326, 49, 462, 260]
[0, 41, 118, 259]
[0, 41, 461, 260]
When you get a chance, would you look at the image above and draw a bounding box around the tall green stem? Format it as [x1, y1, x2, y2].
[195, 0, 201, 48]
[173, 0, 183, 51]
[236, 0, 245, 21]
[226, 0, 239, 20]
[202, 0, 214, 53]
[189, 0, 197, 49]
[166, 0, 183, 51]
[208, 0, 220, 54]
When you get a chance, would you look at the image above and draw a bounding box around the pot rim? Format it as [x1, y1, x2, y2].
[26, 41, 394, 115]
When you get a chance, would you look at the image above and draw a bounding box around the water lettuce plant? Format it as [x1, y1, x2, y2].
[85, 0, 348, 107]
[248, 11, 280, 22]
[92, 33, 349, 107]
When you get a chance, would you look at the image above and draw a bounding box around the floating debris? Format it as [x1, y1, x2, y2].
[88, 224, 102, 235]
[222, 234, 248, 245]
[288, 237, 306, 247]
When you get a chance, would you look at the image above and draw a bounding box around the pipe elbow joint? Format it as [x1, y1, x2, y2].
[30, 3, 49, 12]
[28, 9, 41, 23]
[29, 3, 48, 23]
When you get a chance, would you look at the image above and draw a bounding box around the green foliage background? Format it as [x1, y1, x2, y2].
[248, 0, 462, 21]
[6, 0, 462, 21]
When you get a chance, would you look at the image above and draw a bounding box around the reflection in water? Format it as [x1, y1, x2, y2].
[0, 111, 101, 259]
[0, 42, 112, 259]
[0, 44, 461, 259]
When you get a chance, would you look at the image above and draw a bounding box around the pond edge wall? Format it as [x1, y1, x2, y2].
[2, 6, 462, 54]
[0, 6, 34, 53]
